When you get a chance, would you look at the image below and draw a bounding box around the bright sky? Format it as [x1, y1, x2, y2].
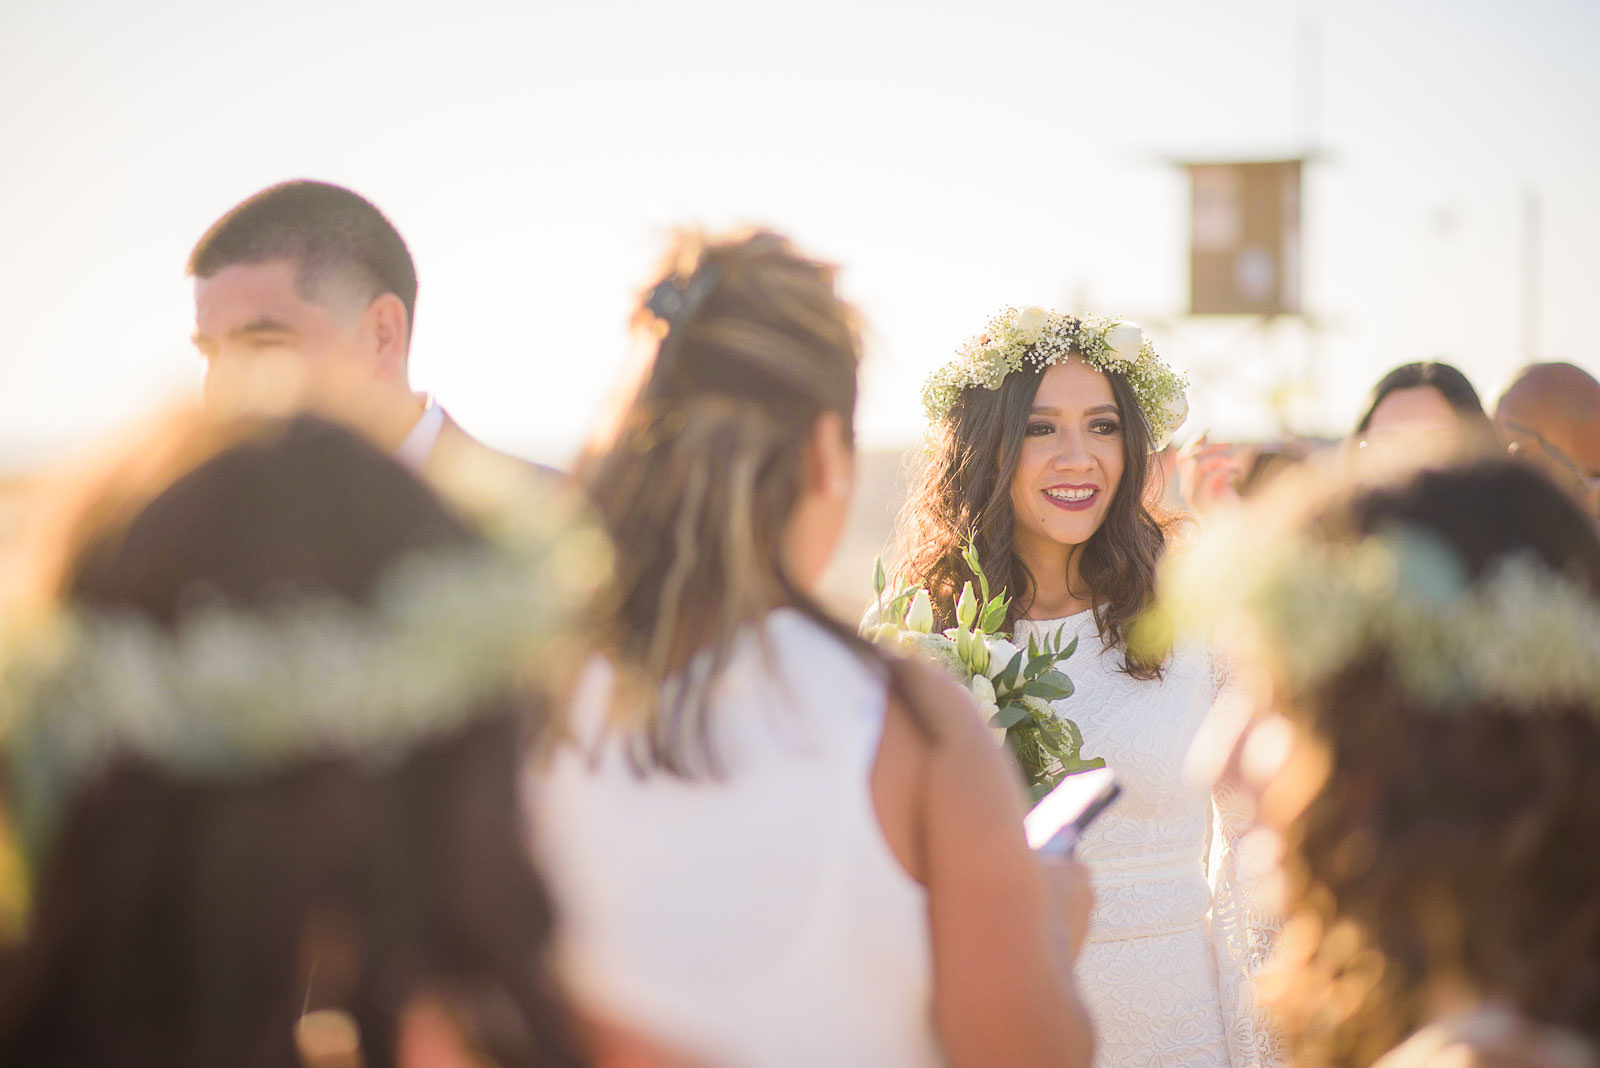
[3, 0, 1597, 469]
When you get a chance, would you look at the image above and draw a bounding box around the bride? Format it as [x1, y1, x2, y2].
[889, 307, 1279, 1068]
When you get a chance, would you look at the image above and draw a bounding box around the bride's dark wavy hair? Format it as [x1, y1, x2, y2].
[890, 357, 1170, 678]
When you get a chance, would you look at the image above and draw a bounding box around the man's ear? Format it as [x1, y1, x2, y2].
[365, 293, 410, 384]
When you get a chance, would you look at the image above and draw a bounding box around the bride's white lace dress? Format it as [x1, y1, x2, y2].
[1017, 611, 1282, 1068]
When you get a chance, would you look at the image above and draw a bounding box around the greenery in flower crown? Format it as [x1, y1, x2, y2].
[864, 539, 1104, 801]
[922, 306, 1190, 448]
[1155, 511, 1600, 717]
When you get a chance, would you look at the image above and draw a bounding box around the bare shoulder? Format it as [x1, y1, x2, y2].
[887, 656, 1012, 765]
[882, 655, 1030, 825]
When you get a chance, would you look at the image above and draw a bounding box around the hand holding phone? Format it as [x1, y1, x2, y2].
[1024, 767, 1120, 856]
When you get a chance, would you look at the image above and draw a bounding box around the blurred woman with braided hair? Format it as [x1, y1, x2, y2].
[525, 230, 1095, 1068]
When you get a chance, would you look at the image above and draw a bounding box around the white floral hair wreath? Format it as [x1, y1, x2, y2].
[922, 307, 1190, 449]
[1160, 514, 1600, 716]
[0, 475, 612, 849]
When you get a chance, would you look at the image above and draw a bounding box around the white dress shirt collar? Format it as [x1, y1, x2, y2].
[395, 395, 446, 472]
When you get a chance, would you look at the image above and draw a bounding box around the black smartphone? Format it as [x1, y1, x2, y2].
[1024, 767, 1120, 856]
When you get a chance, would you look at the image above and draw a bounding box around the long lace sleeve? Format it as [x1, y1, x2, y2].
[1204, 662, 1287, 1068]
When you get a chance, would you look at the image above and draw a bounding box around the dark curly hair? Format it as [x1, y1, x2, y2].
[1260, 459, 1600, 1066]
[889, 355, 1170, 678]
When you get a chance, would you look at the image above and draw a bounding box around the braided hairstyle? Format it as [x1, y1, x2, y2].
[578, 229, 900, 775]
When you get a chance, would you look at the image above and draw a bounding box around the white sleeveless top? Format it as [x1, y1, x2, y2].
[523, 609, 942, 1068]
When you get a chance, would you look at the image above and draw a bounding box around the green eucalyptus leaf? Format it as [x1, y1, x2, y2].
[989, 704, 1029, 730]
[1060, 756, 1107, 776]
[996, 649, 1025, 693]
[1036, 669, 1074, 699]
[1021, 678, 1073, 701]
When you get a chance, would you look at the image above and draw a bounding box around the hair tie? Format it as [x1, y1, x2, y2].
[646, 265, 722, 339]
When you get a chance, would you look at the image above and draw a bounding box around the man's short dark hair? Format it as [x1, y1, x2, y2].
[188, 180, 418, 335]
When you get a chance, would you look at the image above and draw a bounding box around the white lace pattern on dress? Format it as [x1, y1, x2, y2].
[1015, 613, 1283, 1068]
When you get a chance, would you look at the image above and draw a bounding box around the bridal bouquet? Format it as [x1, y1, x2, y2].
[866, 543, 1103, 800]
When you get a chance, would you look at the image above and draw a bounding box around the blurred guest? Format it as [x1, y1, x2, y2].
[1171, 458, 1600, 1067]
[1495, 362, 1600, 519]
[0, 411, 593, 1068]
[1351, 362, 1495, 454]
[189, 180, 553, 479]
[1176, 433, 1251, 514]
[526, 232, 1095, 1068]
[1239, 439, 1318, 499]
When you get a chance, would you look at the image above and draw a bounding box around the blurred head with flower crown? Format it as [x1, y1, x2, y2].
[1167, 455, 1600, 1066]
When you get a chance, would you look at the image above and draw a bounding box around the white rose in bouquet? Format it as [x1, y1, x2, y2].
[968, 673, 998, 717]
[1103, 321, 1144, 369]
[969, 674, 1009, 746]
[984, 636, 1022, 681]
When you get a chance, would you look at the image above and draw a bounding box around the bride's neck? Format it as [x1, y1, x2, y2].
[1014, 538, 1090, 620]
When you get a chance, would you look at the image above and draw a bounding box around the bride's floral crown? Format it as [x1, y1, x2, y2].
[1159, 512, 1600, 716]
[922, 307, 1190, 448]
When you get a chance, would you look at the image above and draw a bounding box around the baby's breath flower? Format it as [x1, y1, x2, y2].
[921, 306, 1189, 449]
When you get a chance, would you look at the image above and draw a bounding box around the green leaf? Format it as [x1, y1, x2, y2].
[1021, 677, 1074, 702]
[1060, 634, 1079, 660]
[1024, 650, 1056, 679]
[1060, 756, 1107, 776]
[872, 556, 887, 597]
[962, 536, 991, 604]
[978, 597, 1007, 635]
[1036, 669, 1074, 699]
[1063, 718, 1085, 750]
[996, 649, 1025, 694]
[988, 704, 1029, 730]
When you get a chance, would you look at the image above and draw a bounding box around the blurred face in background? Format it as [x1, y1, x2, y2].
[193, 261, 419, 448]
[194, 261, 370, 400]
[1498, 416, 1600, 520]
[1360, 385, 1465, 451]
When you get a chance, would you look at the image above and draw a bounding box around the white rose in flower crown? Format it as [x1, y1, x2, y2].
[1010, 306, 1048, 343]
[1103, 321, 1145, 369]
[1152, 393, 1189, 450]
